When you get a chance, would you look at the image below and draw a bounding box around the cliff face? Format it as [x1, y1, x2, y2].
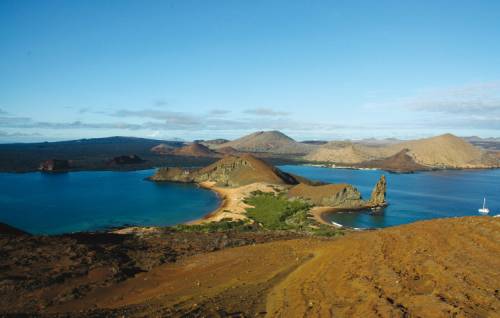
[288, 175, 388, 209]
[149, 167, 196, 183]
[288, 183, 364, 208]
[370, 175, 387, 206]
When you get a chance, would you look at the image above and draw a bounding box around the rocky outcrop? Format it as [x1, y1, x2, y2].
[150, 154, 299, 187]
[149, 167, 196, 183]
[288, 183, 365, 208]
[39, 159, 71, 172]
[288, 175, 388, 209]
[370, 175, 387, 207]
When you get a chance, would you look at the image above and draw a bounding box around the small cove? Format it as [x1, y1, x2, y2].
[279, 165, 500, 228]
[0, 169, 220, 234]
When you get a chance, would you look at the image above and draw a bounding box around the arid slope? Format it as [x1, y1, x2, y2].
[306, 134, 499, 169]
[22, 216, 500, 317]
[388, 133, 494, 168]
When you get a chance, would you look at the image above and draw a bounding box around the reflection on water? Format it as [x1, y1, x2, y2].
[279, 165, 500, 228]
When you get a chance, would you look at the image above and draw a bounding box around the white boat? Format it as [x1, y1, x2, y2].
[478, 197, 490, 214]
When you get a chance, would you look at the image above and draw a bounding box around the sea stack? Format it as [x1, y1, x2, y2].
[370, 175, 387, 206]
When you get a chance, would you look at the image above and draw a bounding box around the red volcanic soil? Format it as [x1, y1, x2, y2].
[1, 217, 497, 317]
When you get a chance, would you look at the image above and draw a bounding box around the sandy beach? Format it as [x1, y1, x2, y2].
[187, 181, 285, 224]
[310, 206, 340, 226]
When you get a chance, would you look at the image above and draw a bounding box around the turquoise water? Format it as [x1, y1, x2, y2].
[279, 165, 500, 228]
[1, 167, 498, 233]
[0, 170, 219, 234]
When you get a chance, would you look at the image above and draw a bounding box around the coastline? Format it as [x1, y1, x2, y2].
[310, 206, 384, 229]
[310, 207, 337, 226]
[185, 182, 229, 225]
[185, 181, 285, 225]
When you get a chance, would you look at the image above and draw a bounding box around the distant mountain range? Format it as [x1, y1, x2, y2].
[306, 133, 499, 169]
[0, 132, 498, 172]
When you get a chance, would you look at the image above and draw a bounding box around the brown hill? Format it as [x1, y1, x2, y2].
[217, 131, 316, 155]
[171, 143, 218, 157]
[151, 154, 299, 187]
[355, 149, 430, 172]
[305, 134, 499, 169]
[305, 141, 391, 164]
[387, 133, 496, 168]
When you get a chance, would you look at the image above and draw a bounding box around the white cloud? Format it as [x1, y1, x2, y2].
[244, 107, 290, 116]
[363, 82, 500, 130]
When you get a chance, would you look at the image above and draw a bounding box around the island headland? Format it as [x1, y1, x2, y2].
[149, 153, 387, 225]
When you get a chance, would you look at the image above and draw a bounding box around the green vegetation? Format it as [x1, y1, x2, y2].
[244, 191, 343, 236]
[170, 219, 255, 233]
[169, 192, 343, 237]
[244, 191, 311, 230]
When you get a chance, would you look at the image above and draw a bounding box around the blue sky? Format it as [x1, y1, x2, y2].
[1, 0, 499, 142]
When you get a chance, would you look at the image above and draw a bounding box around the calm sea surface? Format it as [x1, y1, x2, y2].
[279, 165, 500, 228]
[1, 167, 498, 233]
[0, 170, 219, 234]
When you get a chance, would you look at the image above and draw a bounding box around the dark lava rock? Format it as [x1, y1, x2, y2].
[0, 226, 301, 315]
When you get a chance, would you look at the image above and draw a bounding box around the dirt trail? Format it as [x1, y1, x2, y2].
[9, 216, 499, 317]
[50, 238, 328, 316]
[266, 217, 500, 317]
